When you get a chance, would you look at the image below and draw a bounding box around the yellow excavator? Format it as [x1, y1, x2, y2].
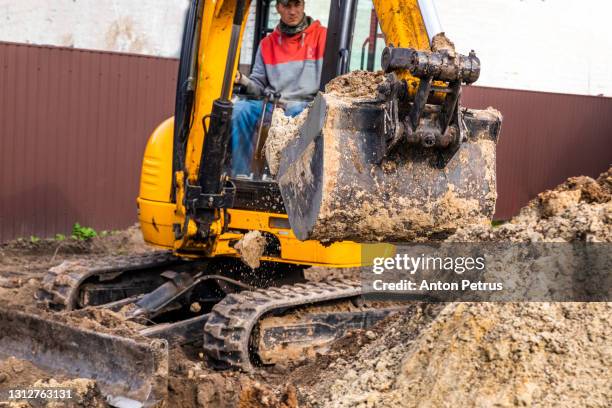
[0, 0, 501, 405]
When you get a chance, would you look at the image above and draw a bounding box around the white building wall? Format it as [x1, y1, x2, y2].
[0, 0, 189, 57]
[1, 0, 611, 96]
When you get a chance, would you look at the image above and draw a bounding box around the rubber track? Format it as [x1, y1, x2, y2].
[39, 251, 180, 310]
[203, 279, 362, 371]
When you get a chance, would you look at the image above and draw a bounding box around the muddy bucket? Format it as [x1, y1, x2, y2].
[277, 92, 502, 242]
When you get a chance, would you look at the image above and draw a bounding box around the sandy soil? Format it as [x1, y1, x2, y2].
[324, 70, 385, 99]
[265, 108, 310, 177]
[450, 168, 611, 242]
[0, 358, 107, 408]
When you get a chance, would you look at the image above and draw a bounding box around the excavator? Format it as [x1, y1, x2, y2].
[0, 0, 501, 406]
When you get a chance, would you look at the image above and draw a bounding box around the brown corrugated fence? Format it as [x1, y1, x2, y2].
[463, 86, 611, 219]
[0, 42, 177, 242]
[1, 41, 611, 241]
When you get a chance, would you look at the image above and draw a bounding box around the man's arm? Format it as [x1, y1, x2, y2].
[237, 47, 268, 96]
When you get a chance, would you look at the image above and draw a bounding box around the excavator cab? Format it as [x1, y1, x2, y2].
[228, 0, 386, 180]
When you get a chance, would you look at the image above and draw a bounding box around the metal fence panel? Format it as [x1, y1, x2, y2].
[463, 86, 612, 219]
[0, 42, 178, 241]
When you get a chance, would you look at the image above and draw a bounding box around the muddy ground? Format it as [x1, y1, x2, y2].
[0, 168, 611, 407]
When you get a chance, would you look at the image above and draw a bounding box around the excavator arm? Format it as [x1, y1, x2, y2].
[171, 0, 498, 250]
[172, 0, 252, 254]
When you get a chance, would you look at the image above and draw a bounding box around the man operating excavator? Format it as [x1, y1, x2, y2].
[232, 0, 326, 175]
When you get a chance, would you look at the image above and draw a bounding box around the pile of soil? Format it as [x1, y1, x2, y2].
[290, 303, 444, 407]
[451, 168, 612, 242]
[324, 70, 385, 99]
[296, 302, 610, 408]
[291, 168, 612, 407]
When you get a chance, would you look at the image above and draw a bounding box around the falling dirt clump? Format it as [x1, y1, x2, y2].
[450, 167, 612, 242]
[235, 231, 267, 269]
[266, 108, 310, 176]
[324, 70, 385, 99]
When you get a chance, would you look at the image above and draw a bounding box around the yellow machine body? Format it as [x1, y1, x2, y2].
[138, 0, 434, 267]
[137, 114, 390, 267]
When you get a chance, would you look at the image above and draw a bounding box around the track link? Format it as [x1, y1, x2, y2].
[38, 251, 181, 310]
[203, 279, 362, 371]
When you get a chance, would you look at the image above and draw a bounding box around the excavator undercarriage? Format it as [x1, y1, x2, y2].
[5, 252, 404, 405]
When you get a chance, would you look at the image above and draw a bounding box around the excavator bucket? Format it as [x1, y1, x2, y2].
[277, 91, 502, 243]
[0, 309, 168, 407]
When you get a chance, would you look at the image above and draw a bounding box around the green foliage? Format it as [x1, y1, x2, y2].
[55, 233, 66, 241]
[29, 235, 40, 243]
[491, 220, 508, 228]
[72, 223, 98, 241]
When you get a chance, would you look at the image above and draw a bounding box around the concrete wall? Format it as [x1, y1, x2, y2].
[0, 0, 189, 57]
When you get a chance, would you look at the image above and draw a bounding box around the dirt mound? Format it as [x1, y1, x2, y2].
[387, 303, 610, 407]
[324, 70, 385, 99]
[295, 303, 610, 408]
[451, 167, 612, 242]
[293, 169, 612, 407]
[294, 304, 443, 407]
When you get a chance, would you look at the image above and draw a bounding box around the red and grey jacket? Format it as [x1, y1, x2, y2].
[242, 20, 327, 101]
